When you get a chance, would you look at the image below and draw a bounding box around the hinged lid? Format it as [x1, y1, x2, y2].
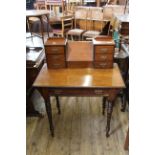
[44, 37, 67, 46]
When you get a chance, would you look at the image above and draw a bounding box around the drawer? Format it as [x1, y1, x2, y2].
[47, 61, 66, 69]
[95, 46, 114, 54]
[46, 54, 65, 63]
[45, 46, 65, 54]
[94, 61, 113, 68]
[95, 53, 113, 61]
[49, 88, 109, 96]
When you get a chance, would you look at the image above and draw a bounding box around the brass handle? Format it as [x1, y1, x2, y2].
[99, 63, 107, 66]
[53, 63, 62, 66]
[52, 48, 59, 51]
[54, 90, 63, 94]
[52, 55, 60, 59]
[100, 48, 108, 52]
[94, 90, 103, 95]
[100, 55, 107, 59]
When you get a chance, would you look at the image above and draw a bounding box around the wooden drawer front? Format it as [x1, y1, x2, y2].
[46, 54, 65, 63]
[94, 61, 113, 68]
[46, 54, 66, 68]
[45, 46, 64, 54]
[49, 88, 109, 96]
[95, 53, 113, 61]
[95, 46, 114, 54]
[47, 61, 66, 68]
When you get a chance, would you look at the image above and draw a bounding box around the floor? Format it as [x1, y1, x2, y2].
[27, 96, 129, 155]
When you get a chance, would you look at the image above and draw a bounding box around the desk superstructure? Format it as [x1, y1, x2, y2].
[44, 36, 115, 69]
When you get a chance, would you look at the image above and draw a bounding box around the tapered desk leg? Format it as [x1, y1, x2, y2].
[105, 90, 119, 137]
[102, 97, 107, 115]
[106, 101, 114, 137]
[45, 97, 54, 136]
[55, 96, 61, 114]
[38, 88, 54, 136]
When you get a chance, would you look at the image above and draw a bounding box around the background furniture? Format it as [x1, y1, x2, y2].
[26, 10, 50, 44]
[52, 14, 73, 37]
[45, 0, 66, 16]
[26, 46, 45, 117]
[67, 8, 88, 40]
[82, 7, 104, 40]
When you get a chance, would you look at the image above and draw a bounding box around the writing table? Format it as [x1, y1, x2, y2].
[33, 63, 125, 137]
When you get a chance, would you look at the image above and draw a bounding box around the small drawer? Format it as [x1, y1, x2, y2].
[94, 61, 113, 68]
[95, 46, 114, 54]
[46, 54, 65, 63]
[49, 88, 109, 96]
[47, 61, 66, 69]
[45, 46, 65, 54]
[95, 53, 113, 61]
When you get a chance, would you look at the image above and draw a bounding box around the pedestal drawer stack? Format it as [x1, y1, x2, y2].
[44, 38, 67, 68]
[93, 36, 115, 68]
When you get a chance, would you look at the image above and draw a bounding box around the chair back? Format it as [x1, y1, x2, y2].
[53, 14, 73, 37]
[61, 15, 73, 36]
[74, 8, 88, 30]
[35, 0, 46, 9]
[88, 7, 104, 32]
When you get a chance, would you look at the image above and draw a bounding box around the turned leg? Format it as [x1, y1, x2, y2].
[106, 101, 114, 137]
[38, 88, 54, 136]
[55, 96, 61, 114]
[102, 97, 107, 115]
[121, 92, 126, 112]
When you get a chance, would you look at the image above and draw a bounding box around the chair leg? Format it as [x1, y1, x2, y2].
[55, 96, 61, 114]
[71, 35, 74, 40]
[79, 35, 81, 41]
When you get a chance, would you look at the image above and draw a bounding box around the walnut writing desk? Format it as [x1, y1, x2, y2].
[33, 63, 125, 137]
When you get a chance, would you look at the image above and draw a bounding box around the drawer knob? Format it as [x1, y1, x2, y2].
[54, 90, 63, 94]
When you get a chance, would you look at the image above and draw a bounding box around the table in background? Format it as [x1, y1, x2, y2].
[26, 10, 50, 44]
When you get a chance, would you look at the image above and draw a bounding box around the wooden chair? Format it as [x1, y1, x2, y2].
[45, 0, 66, 16]
[82, 7, 105, 40]
[34, 0, 46, 9]
[66, 8, 88, 40]
[52, 15, 73, 37]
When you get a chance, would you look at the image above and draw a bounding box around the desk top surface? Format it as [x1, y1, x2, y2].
[33, 63, 125, 88]
[26, 10, 50, 17]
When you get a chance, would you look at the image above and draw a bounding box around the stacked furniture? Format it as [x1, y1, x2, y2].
[26, 45, 45, 116]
